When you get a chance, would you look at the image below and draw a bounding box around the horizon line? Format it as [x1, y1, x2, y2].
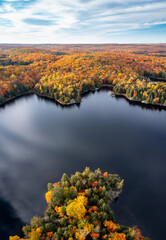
[0, 43, 166, 45]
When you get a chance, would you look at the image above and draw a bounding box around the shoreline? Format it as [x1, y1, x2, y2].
[111, 91, 166, 109]
[1, 84, 166, 110]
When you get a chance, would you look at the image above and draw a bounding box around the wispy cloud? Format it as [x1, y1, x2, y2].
[0, 0, 165, 43]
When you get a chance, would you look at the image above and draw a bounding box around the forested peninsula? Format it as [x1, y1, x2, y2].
[10, 168, 149, 240]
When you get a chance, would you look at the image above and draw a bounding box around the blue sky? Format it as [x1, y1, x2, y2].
[0, 0, 166, 43]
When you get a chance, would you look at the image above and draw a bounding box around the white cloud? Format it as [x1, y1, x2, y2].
[0, 0, 165, 43]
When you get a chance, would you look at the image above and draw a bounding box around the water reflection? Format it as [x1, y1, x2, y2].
[0, 194, 24, 239]
[0, 89, 166, 240]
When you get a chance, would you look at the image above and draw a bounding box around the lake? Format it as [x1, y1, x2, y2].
[0, 89, 166, 240]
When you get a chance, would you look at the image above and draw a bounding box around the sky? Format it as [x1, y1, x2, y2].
[0, 0, 166, 44]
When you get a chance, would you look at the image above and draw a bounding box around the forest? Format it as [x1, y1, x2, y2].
[9, 168, 149, 240]
[0, 44, 166, 106]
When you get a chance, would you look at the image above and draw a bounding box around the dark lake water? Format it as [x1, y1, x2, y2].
[0, 89, 166, 240]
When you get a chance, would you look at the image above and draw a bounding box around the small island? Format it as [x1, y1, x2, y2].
[0, 45, 166, 108]
[10, 168, 149, 240]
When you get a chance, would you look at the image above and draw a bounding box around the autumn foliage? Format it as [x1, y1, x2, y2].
[10, 167, 149, 240]
[0, 44, 166, 106]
